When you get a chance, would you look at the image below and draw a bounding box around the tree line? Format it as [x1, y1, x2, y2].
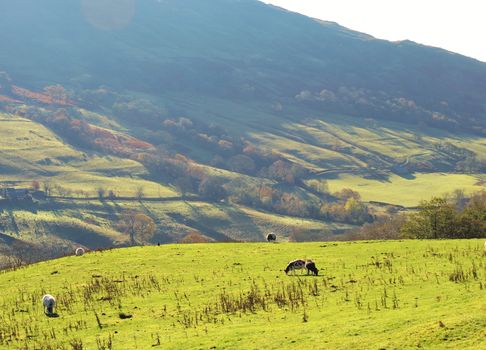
[347, 190, 486, 240]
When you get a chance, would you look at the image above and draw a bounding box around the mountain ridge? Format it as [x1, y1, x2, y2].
[0, 0, 485, 136]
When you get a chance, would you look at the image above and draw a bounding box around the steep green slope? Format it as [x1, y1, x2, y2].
[0, 112, 176, 198]
[0, 241, 484, 349]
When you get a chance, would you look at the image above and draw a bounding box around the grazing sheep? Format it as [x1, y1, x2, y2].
[42, 294, 56, 315]
[266, 233, 277, 242]
[284, 259, 319, 276]
[305, 260, 319, 276]
[75, 247, 85, 256]
[284, 259, 306, 274]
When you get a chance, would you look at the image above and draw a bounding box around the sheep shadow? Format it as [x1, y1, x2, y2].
[286, 274, 319, 278]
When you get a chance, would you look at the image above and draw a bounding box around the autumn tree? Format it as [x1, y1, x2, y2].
[198, 176, 227, 201]
[346, 215, 408, 241]
[76, 86, 116, 109]
[43, 85, 69, 104]
[175, 176, 194, 197]
[276, 193, 310, 217]
[178, 231, 212, 244]
[227, 154, 256, 174]
[306, 179, 329, 195]
[226, 179, 259, 206]
[31, 180, 41, 191]
[344, 198, 372, 224]
[335, 188, 361, 201]
[119, 211, 156, 245]
[267, 160, 306, 184]
[259, 185, 277, 209]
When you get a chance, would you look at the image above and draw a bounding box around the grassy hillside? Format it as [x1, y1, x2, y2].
[0, 240, 484, 349]
[4, 105, 483, 208]
[166, 95, 486, 173]
[0, 106, 354, 252]
[0, 112, 176, 198]
[140, 95, 486, 206]
[1, 96, 484, 252]
[0, 199, 348, 249]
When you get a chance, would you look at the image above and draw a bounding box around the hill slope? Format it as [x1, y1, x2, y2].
[0, 0, 485, 133]
[0, 241, 484, 349]
[0, 99, 353, 253]
[0, 0, 485, 251]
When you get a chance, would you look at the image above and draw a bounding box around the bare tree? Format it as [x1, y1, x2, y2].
[136, 186, 145, 200]
[175, 176, 194, 197]
[108, 190, 117, 200]
[42, 182, 52, 196]
[54, 184, 72, 197]
[118, 211, 156, 245]
[97, 187, 106, 200]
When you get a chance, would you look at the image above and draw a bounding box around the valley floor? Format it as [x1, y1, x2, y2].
[327, 173, 485, 207]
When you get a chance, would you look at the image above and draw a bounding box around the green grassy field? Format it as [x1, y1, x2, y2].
[326, 173, 485, 207]
[0, 240, 484, 349]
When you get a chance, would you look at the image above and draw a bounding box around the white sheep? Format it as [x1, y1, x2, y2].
[483, 241, 486, 252]
[42, 294, 56, 315]
[75, 247, 85, 256]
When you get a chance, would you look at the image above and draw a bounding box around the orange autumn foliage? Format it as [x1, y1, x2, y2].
[11, 85, 73, 106]
[0, 95, 20, 103]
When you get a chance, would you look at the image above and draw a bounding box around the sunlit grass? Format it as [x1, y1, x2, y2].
[0, 240, 484, 349]
[0, 114, 177, 198]
[327, 173, 485, 206]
